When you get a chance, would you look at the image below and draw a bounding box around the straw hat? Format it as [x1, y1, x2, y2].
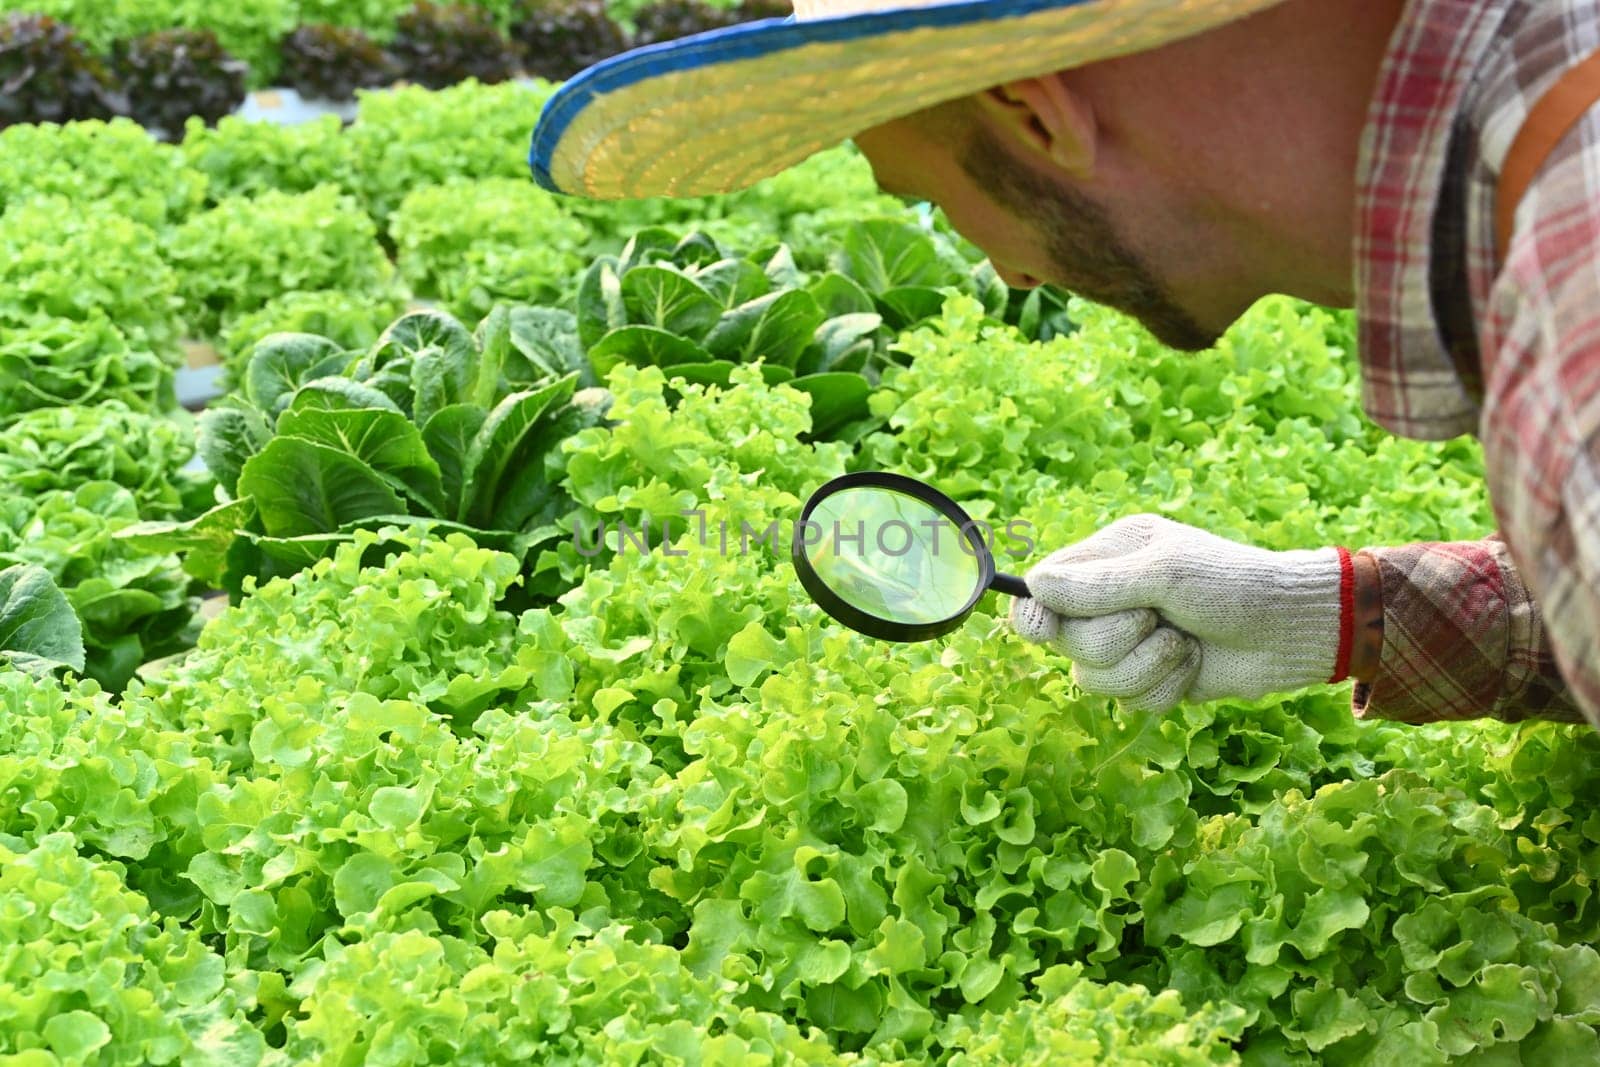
[529, 0, 1284, 200]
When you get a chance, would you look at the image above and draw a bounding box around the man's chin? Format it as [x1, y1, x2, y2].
[1103, 295, 1221, 353]
[1039, 265, 1223, 353]
[1143, 315, 1223, 353]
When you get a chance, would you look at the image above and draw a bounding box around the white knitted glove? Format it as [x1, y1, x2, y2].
[1010, 515, 1350, 712]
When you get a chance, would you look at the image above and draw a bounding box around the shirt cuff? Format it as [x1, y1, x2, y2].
[1350, 539, 1577, 724]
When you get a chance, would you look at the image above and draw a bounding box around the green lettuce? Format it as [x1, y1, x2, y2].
[0, 117, 206, 227]
[0, 564, 83, 676]
[938, 963, 1248, 1065]
[0, 196, 183, 353]
[0, 402, 203, 519]
[106, 501, 1600, 1064]
[0, 482, 197, 690]
[170, 306, 604, 593]
[180, 113, 358, 207]
[0, 826, 261, 1063]
[575, 226, 998, 442]
[163, 184, 402, 341]
[0, 311, 176, 421]
[345, 78, 557, 224]
[391, 177, 589, 322]
[217, 287, 408, 368]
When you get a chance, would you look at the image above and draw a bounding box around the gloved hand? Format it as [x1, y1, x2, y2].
[1009, 515, 1352, 712]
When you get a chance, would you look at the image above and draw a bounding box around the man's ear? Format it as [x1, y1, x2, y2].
[975, 75, 1096, 177]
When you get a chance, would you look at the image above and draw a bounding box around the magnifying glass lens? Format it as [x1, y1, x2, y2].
[794, 472, 1030, 643]
[803, 486, 984, 625]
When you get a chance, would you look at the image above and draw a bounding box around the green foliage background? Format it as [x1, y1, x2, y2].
[1, 78, 1597, 1066]
[8, 299, 1599, 1064]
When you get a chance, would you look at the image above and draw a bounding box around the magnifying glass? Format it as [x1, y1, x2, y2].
[792, 471, 1031, 641]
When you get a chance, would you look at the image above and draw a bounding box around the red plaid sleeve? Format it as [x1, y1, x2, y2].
[1347, 0, 1600, 730]
[1351, 538, 1586, 724]
[1473, 109, 1600, 731]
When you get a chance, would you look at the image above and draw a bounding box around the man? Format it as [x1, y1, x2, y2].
[531, 0, 1600, 729]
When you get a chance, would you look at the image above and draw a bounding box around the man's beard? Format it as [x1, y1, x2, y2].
[960, 127, 1219, 352]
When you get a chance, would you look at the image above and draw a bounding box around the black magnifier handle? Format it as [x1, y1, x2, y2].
[992, 572, 1030, 598]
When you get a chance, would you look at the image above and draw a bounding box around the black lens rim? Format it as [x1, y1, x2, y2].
[792, 471, 996, 642]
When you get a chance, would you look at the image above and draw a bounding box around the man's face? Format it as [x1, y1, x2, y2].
[853, 109, 1219, 352]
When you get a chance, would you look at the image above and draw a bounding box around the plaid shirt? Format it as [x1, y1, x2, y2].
[1351, 0, 1600, 728]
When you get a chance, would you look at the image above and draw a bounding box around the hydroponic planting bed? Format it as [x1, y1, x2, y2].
[0, 0, 775, 133]
[1, 71, 1598, 1067]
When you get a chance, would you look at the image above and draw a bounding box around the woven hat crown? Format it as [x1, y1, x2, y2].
[531, 0, 1286, 198]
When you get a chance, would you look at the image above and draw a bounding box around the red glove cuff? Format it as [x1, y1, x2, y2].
[1328, 546, 1355, 684]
